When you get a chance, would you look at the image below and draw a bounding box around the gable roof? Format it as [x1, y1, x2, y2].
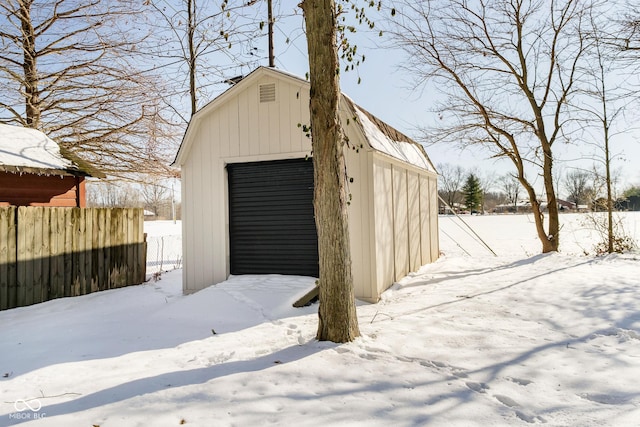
[174, 66, 436, 173]
[0, 124, 103, 177]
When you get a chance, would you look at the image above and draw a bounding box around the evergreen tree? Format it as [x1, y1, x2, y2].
[463, 173, 483, 212]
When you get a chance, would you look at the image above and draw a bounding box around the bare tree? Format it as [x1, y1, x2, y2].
[575, 8, 638, 252]
[499, 174, 522, 212]
[437, 163, 465, 211]
[141, 181, 169, 217]
[86, 181, 142, 208]
[387, 0, 598, 253]
[564, 170, 591, 208]
[0, 0, 177, 178]
[300, 0, 360, 343]
[146, 0, 262, 122]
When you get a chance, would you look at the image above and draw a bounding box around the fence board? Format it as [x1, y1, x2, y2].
[64, 208, 73, 297]
[33, 207, 44, 304]
[50, 208, 65, 299]
[103, 209, 111, 290]
[83, 208, 93, 295]
[41, 207, 51, 303]
[17, 208, 31, 306]
[0, 207, 146, 311]
[0, 207, 16, 310]
[91, 209, 100, 292]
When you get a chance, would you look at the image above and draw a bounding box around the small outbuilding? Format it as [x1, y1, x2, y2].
[174, 67, 439, 302]
[0, 124, 103, 207]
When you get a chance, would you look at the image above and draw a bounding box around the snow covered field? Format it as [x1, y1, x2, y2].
[1, 213, 639, 426]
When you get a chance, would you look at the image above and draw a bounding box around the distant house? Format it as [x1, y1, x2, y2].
[174, 66, 439, 302]
[0, 124, 103, 207]
[557, 199, 576, 211]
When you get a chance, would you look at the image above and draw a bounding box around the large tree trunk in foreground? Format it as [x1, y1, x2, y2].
[300, 0, 360, 343]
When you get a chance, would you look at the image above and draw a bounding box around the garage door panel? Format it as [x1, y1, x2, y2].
[227, 158, 319, 277]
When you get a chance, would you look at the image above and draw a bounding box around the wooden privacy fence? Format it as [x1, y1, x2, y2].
[0, 207, 147, 311]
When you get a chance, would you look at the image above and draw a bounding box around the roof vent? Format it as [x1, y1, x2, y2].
[259, 83, 276, 103]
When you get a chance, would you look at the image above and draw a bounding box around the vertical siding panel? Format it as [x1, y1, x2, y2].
[248, 84, 260, 156]
[205, 115, 220, 289]
[183, 144, 198, 292]
[407, 171, 421, 272]
[372, 159, 394, 296]
[190, 128, 206, 291]
[419, 175, 432, 265]
[392, 166, 409, 281]
[213, 162, 227, 283]
[429, 176, 440, 262]
[300, 87, 311, 154]
[345, 145, 364, 299]
[227, 97, 240, 157]
[345, 128, 372, 300]
[218, 101, 230, 158]
[238, 88, 251, 156]
[279, 82, 292, 153]
[189, 149, 203, 293]
[267, 81, 280, 154]
[181, 168, 192, 292]
[258, 86, 272, 155]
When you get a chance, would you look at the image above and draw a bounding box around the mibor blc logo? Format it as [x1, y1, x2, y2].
[10, 399, 46, 420]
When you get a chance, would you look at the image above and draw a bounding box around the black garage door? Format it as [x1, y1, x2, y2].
[227, 158, 319, 277]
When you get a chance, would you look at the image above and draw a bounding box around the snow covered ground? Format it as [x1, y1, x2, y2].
[1, 213, 639, 426]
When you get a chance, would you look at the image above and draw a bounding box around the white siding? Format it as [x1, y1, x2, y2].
[392, 165, 409, 281]
[407, 171, 421, 273]
[419, 174, 432, 265]
[343, 125, 373, 301]
[371, 158, 394, 298]
[429, 176, 439, 262]
[370, 153, 439, 300]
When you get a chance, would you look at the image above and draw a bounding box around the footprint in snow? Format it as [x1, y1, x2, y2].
[420, 360, 469, 378]
[508, 377, 533, 386]
[466, 381, 490, 393]
[494, 394, 520, 408]
[493, 394, 547, 424]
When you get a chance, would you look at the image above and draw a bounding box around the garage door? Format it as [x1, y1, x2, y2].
[227, 158, 319, 277]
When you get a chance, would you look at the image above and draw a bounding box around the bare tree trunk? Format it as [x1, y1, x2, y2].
[19, 0, 40, 128]
[187, 0, 197, 117]
[542, 145, 560, 252]
[300, 0, 360, 343]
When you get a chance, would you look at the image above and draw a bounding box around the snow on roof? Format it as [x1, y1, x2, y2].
[0, 123, 84, 176]
[349, 101, 436, 173]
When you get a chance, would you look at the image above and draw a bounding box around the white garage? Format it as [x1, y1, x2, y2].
[174, 66, 438, 302]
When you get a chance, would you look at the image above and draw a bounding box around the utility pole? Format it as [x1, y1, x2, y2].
[171, 182, 176, 224]
[268, 0, 275, 67]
